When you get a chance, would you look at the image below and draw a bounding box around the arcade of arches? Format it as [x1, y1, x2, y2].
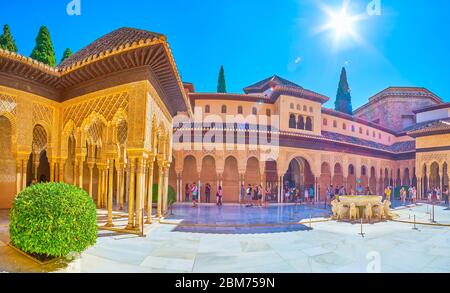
[0, 82, 175, 232]
[171, 150, 436, 203]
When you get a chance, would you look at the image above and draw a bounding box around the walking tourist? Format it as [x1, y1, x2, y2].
[400, 187, 406, 205]
[309, 185, 314, 204]
[304, 187, 309, 204]
[246, 184, 253, 207]
[253, 184, 259, 206]
[444, 186, 449, 206]
[205, 183, 211, 203]
[185, 183, 190, 202]
[411, 186, 417, 204]
[191, 182, 198, 207]
[240, 184, 246, 206]
[216, 186, 223, 206]
[384, 186, 391, 202]
[436, 187, 442, 203]
[258, 184, 263, 207]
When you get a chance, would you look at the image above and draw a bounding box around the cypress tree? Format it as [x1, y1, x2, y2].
[334, 67, 353, 115]
[0, 24, 18, 52]
[30, 26, 56, 67]
[217, 65, 227, 93]
[60, 48, 73, 63]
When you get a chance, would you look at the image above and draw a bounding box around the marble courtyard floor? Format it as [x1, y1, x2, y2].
[1, 202, 450, 273]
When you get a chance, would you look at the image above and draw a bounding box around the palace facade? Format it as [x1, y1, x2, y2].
[0, 27, 449, 225]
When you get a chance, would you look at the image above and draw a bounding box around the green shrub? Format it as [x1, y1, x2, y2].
[152, 184, 176, 205]
[9, 183, 97, 258]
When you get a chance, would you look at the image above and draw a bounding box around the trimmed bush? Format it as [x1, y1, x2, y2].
[152, 184, 176, 205]
[9, 183, 97, 258]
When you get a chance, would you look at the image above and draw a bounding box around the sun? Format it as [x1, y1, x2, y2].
[329, 8, 356, 39]
[314, 1, 365, 44]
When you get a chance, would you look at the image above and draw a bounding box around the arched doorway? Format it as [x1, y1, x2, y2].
[182, 155, 198, 201]
[283, 157, 314, 198]
[200, 156, 217, 203]
[319, 162, 331, 200]
[0, 116, 15, 209]
[430, 162, 440, 191]
[245, 157, 261, 190]
[223, 156, 239, 202]
[28, 124, 50, 184]
[333, 163, 343, 189]
[347, 164, 356, 193]
[403, 168, 411, 186]
[369, 167, 377, 194]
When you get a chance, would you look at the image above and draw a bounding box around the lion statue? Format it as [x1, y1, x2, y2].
[349, 203, 359, 220]
[364, 203, 373, 221]
[337, 204, 349, 220]
[331, 199, 339, 218]
[372, 203, 385, 220]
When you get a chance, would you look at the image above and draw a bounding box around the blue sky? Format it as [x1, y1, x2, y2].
[2, 0, 449, 108]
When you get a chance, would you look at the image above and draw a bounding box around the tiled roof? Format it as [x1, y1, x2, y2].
[243, 75, 303, 94]
[321, 131, 415, 153]
[59, 27, 164, 69]
[405, 118, 450, 135]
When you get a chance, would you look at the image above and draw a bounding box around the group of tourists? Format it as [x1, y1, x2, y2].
[184, 182, 223, 208]
[425, 186, 449, 205]
[240, 184, 266, 208]
[283, 186, 315, 205]
[398, 186, 418, 204]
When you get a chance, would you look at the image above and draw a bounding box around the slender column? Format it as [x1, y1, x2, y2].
[22, 158, 27, 190]
[106, 159, 114, 227]
[87, 160, 95, 197]
[78, 159, 84, 189]
[32, 152, 39, 181]
[49, 160, 55, 182]
[59, 160, 65, 182]
[97, 165, 103, 207]
[146, 157, 155, 224]
[16, 159, 23, 193]
[135, 158, 146, 230]
[119, 163, 125, 209]
[162, 164, 170, 213]
[314, 177, 319, 202]
[197, 172, 201, 204]
[277, 176, 282, 203]
[115, 162, 122, 206]
[157, 162, 164, 218]
[126, 158, 136, 229]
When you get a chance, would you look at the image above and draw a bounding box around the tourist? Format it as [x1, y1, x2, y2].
[258, 185, 263, 207]
[304, 187, 309, 204]
[216, 186, 223, 206]
[240, 184, 246, 206]
[205, 183, 211, 203]
[309, 186, 314, 204]
[253, 184, 259, 206]
[285, 188, 290, 203]
[436, 186, 442, 203]
[408, 186, 414, 203]
[384, 186, 391, 202]
[185, 183, 190, 202]
[264, 186, 271, 208]
[339, 186, 345, 196]
[444, 186, 449, 206]
[427, 189, 432, 203]
[411, 187, 417, 205]
[246, 184, 253, 207]
[191, 182, 198, 207]
[400, 187, 406, 205]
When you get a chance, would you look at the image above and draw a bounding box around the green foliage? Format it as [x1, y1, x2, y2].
[60, 48, 73, 63]
[0, 24, 18, 52]
[335, 67, 353, 115]
[9, 183, 97, 258]
[30, 26, 56, 67]
[152, 184, 176, 205]
[217, 65, 227, 93]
